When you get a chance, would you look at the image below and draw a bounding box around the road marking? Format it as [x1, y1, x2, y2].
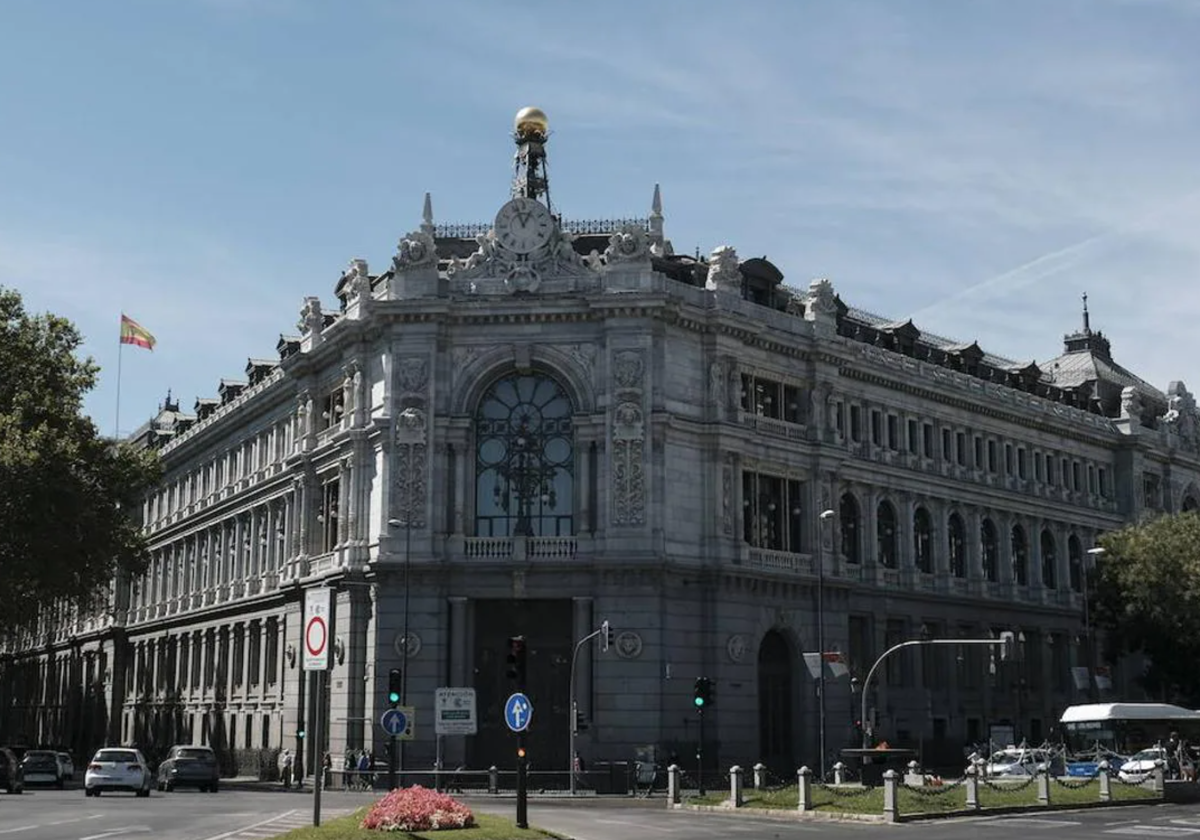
[1106, 827, 1200, 836]
[0, 827, 38, 836]
[982, 817, 1083, 827]
[47, 816, 103, 826]
[195, 810, 299, 840]
[80, 828, 150, 840]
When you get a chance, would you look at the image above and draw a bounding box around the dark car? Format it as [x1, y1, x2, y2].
[156, 745, 219, 792]
[20, 749, 64, 788]
[0, 747, 25, 794]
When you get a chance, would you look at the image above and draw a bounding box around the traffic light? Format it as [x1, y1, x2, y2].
[600, 620, 614, 653]
[388, 667, 403, 705]
[517, 746, 526, 760]
[506, 636, 527, 686]
[574, 709, 589, 733]
[693, 676, 714, 709]
[297, 723, 306, 739]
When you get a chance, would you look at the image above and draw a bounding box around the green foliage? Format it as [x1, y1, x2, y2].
[1093, 511, 1200, 704]
[0, 287, 159, 635]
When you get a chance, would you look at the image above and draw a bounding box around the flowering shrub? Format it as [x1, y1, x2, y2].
[360, 785, 476, 832]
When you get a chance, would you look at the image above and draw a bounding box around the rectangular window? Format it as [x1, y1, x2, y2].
[956, 432, 966, 467]
[1061, 457, 1070, 488]
[1017, 448, 1027, 479]
[1099, 467, 1110, 498]
[320, 478, 340, 553]
[1046, 454, 1055, 486]
[942, 428, 952, 462]
[1087, 464, 1097, 494]
[973, 436, 983, 470]
[907, 419, 918, 454]
[1072, 461, 1081, 492]
[835, 402, 845, 435]
[987, 440, 997, 473]
[887, 415, 899, 451]
[1005, 444, 1014, 475]
[1034, 451, 1043, 482]
[850, 405, 862, 442]
[923, 423, 934, 458]
[783, 385, 802, 424]
[871, 410, 882, 446]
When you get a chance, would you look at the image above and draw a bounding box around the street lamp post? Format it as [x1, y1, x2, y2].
[1085, 547, 1105, 701]
[387, 514, 414, 787]
[817, 508, 834, 780]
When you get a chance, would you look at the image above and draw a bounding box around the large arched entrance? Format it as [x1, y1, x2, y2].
[758, 630, 794, 773]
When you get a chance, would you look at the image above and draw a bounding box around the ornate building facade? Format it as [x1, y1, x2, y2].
[4, 108, 1200, 778]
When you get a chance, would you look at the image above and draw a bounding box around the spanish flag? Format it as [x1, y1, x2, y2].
[119, 313, 156, 351]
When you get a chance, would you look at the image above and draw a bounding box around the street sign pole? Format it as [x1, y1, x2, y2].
[313, 668, 324, 826]
[388, 733, 397, 791]
[697, 707, 705, 797]
[303, 587, 332, 828]
[516, 731, 528, 829]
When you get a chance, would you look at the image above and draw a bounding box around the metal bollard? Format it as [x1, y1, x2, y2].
[882, 769, 898, 823]
[730, 765, 743, 807]
[833, 761, 846, 785]
[753, 762, 766, 790]
[488, 765, 498, 795]
[667, 764, 681, 806]
[964, 764, 980, 811]
[1098, 760, 1111, 802]
[797, 766, 812, 812]
[1036, 763, 1051, 805]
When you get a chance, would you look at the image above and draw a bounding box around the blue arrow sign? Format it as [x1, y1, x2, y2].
[381, 708, 408, 737]
[504, 692, 533, 733]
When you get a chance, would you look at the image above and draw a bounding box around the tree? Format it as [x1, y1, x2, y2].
[1092, 511, 1200, 705]
[0, 287, 159, 636]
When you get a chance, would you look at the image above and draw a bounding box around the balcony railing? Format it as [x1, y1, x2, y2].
[745, 548, 814, 575]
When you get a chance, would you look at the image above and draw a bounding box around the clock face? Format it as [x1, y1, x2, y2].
[494, 198, 553, 254]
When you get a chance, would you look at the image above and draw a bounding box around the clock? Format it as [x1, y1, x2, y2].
[493, 198, 554, 254]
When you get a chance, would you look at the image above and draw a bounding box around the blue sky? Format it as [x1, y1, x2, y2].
[3, 0, 1200, 435]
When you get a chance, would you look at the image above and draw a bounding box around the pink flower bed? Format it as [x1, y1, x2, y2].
[360, 785, 476, 832]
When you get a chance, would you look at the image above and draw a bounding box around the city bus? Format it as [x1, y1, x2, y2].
[1059, 703, 1200, 775]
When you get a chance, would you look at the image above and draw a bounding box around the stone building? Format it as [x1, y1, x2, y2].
[3, 107, 1200, 780]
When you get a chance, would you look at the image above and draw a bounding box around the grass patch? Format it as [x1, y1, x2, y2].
[272, 808, 560, 840]
[690, 778, 1160, 817]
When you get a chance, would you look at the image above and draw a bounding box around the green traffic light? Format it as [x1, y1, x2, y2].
[694, 696, 705, 707]
[388, 691, 400, 704]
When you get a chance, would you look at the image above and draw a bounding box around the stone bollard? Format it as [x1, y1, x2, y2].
[753, 762, 766, 790]
[1036, 763, 1051, 805]
[797, 766, 812, 812]
[1098, 760, 1111, 802]
[964, 764, 980, 811]
[488, 765, 498, 795]
[667, 764, 681, 806]
[882, 769, 899, 823]
[905, 759, 923, 787]
[1153, 760, 1165, 794]
[730, 765, 744, 807]
[833, 761, 846, 785]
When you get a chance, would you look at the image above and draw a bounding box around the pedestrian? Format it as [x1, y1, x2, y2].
[358, 749, 371, 790]
[322, 751, 333, 789]
[278, 748, 292, 788]
[343, 749, 354, 790]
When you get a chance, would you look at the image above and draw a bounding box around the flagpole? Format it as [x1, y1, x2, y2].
[114, 338, 124, 440]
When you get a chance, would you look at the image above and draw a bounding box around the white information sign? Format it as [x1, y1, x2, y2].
[435, 687, 478, 735]
[303, 588, 331, 671]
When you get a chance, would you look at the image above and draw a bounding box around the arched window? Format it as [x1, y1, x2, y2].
[475, 372, 575, 537]
[878, 501, 898, 568]
[981, 519, 999, 582]
[948, 513, 966, 578]
[1041, 529, 1057, 589]
[1012, 525, 1028, 586]
[1184, 495, 1199, 513]
[840, 493, 861, 564]
[1068, 535, 1083, 592]
[914, 507, 933, 573]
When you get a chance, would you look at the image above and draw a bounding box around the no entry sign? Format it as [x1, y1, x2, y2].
[303, 588, 331, 671]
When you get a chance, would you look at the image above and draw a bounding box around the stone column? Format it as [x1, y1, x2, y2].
[667, 764, 681, 805]
[883, 768, 898, 822]
[964, 764, 980, 810]
[730, 765, 744, 807]
[1036, 762, 1051, 804]
[1098, 761, 1111, 801]
[797, 766, 812, 811]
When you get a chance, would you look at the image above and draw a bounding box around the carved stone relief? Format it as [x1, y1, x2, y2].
[396, 357, 429, 396]
[392, 229, 438, 272]
[603, 223, 651, 265]
[613, 350, 645, 391]
[704, 245, 741, 292]
[611, 348, 647, 527]
[722, 452, 734, 535]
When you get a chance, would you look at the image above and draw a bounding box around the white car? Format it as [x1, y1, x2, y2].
[56, 752, 75, 781]
[1118, 747, 1167, 782]
[985, 748, 1057, 778]
[84, 747, 152, 797]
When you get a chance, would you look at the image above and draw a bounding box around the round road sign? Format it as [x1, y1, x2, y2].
[305, 614, 327, 658]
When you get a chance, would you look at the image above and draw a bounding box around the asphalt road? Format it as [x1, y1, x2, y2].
[0, 785, 376, 840]
[466, 796, 1200, 840]
[5, 785, 1200, 840]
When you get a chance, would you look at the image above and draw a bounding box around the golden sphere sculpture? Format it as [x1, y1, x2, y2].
[514, 106, 549, 138]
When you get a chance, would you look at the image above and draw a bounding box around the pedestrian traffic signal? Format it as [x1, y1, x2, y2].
[693, 676, 714, 709]
[998, 630, 1017, 662]
[600, 620, 614, 652]
[388, 667, 403, 705]
[506, 636, 527, 686]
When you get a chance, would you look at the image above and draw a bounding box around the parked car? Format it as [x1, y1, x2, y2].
[84, 747, 152, 797]
[1118, 747, 1168, 782]
[0, 747, 24, 794]
[20, 750, 64, 788]
[156, 745, 219, 792]
[56, 752, 75, 781]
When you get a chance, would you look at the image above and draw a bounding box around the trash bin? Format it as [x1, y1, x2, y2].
[841, 748, 918, 786]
